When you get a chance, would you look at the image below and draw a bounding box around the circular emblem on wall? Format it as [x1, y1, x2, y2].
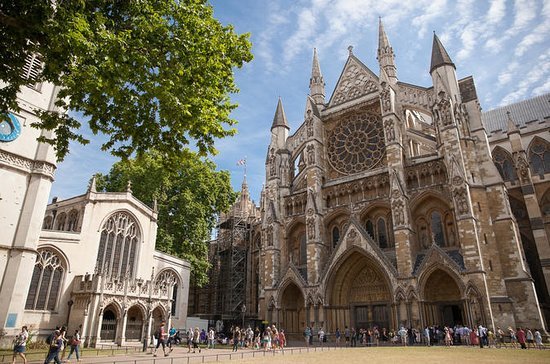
[0, 113, 21, 142]
[327, 112, 385, 175]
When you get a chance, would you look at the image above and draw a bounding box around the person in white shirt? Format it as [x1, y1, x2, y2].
[12, 326, 28, 364]
[207, 327, 215, 349]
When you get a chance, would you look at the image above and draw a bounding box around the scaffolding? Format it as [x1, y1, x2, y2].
[216, 207, 250, 320]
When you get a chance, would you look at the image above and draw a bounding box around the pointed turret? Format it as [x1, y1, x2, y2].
[309, 48, 325, 105]
[271, 97, 289, 131]
[430, 33, 455, 74]
[430, 33, 460, 101]
[377, 18, 397, 84]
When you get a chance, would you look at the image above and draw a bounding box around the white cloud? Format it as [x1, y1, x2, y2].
[486, 0, 506, 24]
[497, 62, 520, 86]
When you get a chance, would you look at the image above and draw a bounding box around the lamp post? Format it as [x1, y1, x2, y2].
[241, 304, 246, 329]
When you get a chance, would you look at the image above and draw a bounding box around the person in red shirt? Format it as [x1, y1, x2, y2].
[516, 327, 527, 349]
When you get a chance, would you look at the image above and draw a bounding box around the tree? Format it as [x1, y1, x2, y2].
[1, 0, 252, 160]
[96, 150, 236, 286]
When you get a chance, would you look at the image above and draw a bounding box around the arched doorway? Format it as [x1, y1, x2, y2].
[326, 252, 392, 332]
[152, 306, 166, 332]
[101, 305, 118, 341]
[279, 282, 305, 334]
[422, 269, 464, 326]
[126, 306, 145, 341]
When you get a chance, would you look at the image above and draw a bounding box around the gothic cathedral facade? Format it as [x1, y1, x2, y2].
[258, 21, 550, 334]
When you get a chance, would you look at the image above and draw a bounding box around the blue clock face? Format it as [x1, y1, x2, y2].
[0, 113, 21, 142]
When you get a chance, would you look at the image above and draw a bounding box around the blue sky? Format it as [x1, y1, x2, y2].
[50, 0, 550, 204]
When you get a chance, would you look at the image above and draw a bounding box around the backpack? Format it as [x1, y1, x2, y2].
[154, 328, 161, 340]
[46, 333, 54, 345]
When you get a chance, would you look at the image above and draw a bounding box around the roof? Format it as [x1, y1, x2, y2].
[482, 93, 550, 133]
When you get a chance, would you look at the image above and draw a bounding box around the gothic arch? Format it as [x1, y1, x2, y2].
[102, 299, 123, 317]
[95, 210, 142, 278]
[418, 263, 465, 301]
[394, 287, 406, 303]
[324, 248, 394, 305]
[96, 209, 144, 239]
[37, 244, 71, 273]
[528, 136, 550, 176]
[25, 247, 68, 311]
[492, 146, 517, 182]
[411, 192, 456, 249]
[155, 268, 182, 287]
[277, 276, 306, 305]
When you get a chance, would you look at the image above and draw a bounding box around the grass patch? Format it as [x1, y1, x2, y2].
[239, 346, 550, 364]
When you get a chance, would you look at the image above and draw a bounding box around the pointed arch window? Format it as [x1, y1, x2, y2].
[492, 147, 517, 182]
[42, 216, 53, 230]
[55, 212, 66, 231]
[332, 226, 340, 248]
[299, 233, 307, 266]
[366, 220, 374, 239]
[529, 138, 550, 176]
[25, 249, 65, 311]
[67, 209, 79, 232]
[430, 211, 446, 247]
[377, 218, 388, 249]
[156, 270, 179, 316]
[95, 212, 140, 278]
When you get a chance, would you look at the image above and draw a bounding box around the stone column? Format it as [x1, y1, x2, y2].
[118, 309, 128, 346]
[146, 311, 154, 345]
[95, 310, 104, 347]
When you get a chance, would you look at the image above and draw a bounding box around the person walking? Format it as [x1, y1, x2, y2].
[525, 328, 534, 349]
[335, 328, 341, 346]
[44, 330, 63, 364]
[67, 329, 81, 362]
[318, 327, 325, 346]
[517, 327, 527, 349]
[168, 326, 177, 352]
[534, 329, 543, 350]
[207, 327, 215, 349]
[303, 326, 311, 347]
[153, 321, 168, 357]
[232, 326, 240, 352]
[193, 327, 201, 353]
[11, 326, 28, 364]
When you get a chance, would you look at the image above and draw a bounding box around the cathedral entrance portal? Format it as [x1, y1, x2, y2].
[327, 252, 392, 332]
[126, 306, 145, 341]
[100, 306, 118, 341]
[423, 269, 464, 327]
[280, 282, 305, 334]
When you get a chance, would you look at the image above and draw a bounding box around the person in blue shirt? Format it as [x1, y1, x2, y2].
[44, 331, 63, 364]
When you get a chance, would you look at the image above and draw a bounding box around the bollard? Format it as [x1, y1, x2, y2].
[142, 338, 148, 352]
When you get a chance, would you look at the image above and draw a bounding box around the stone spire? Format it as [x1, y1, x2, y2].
[377, 18, 397, 84]
[271, 97, 289, 130]
[430, 33, 455, 74]
[309, 48, 325, 105]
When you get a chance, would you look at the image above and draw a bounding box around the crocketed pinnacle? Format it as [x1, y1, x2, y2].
[271, 97, 289, 130]
[430, 33, 455, 73]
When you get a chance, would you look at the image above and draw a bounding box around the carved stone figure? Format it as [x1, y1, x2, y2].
[384, 119, 395, 142]
[433, 91, 453, 126]
[307, 144, 315, 165]
[380, 82, 392, 113]
[454, 188, 469, 215]
[269, 148, 276, 176]
[306, 110, 314, 138]
[306, 216, 315, 239]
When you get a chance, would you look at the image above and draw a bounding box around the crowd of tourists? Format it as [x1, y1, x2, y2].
[10, 320, 546, 363]
[300, 324, 545, 350]
[10, 325, 82, 364]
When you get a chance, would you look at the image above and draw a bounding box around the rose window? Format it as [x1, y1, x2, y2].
[327, 113, 385, 174]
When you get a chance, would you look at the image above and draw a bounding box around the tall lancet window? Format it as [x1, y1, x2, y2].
[95, 212, 140, 278]
[25, 249, 65, 311]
